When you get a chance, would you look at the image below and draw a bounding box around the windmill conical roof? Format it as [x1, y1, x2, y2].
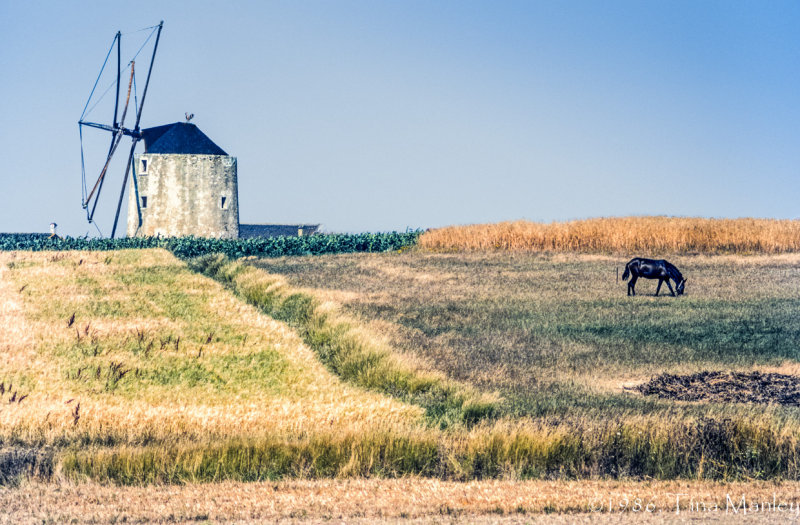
[141, 122, 228, 155]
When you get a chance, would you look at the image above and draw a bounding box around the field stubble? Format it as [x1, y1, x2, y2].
[3, 478, 800, 524]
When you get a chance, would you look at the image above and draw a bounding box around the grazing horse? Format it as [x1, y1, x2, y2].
[621, 258, 686, 297]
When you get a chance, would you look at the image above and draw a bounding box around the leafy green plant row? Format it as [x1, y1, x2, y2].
[0, 232, 420, 258]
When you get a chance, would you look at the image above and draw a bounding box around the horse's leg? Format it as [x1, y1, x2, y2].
[666, 280, 675, 297]
[629, 275, 638, 296]
[655, 279, 662, 296]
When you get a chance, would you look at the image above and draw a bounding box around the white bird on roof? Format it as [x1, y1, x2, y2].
[185, 112, 194, 122]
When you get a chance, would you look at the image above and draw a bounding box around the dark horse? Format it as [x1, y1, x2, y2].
[622, 258, 686, 296]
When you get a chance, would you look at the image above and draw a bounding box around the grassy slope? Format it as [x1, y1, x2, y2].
[0, 249, 425, 482]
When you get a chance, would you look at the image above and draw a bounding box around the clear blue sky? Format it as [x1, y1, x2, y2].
[1, 1, 798, 236]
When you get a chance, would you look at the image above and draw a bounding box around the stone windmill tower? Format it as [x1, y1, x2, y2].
[127, 122, 239, 239]
[80, 24, 315, 240]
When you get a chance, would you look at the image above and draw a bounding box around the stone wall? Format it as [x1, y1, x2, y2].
[127, 154, 239, 238]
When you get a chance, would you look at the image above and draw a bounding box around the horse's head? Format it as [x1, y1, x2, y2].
[676, 278, 686, 295]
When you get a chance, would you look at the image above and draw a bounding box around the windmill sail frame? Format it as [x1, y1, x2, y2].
[79, 21, 164, 238]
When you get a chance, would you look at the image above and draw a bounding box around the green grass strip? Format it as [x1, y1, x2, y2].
[189, 254, 498, 428]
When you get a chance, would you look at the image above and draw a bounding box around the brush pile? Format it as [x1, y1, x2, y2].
[636, 371, 800, 406]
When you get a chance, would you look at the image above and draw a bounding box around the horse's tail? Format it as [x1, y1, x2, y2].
[621, 264, 630, 281]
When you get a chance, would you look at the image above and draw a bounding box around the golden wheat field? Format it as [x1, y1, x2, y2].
[419, 217, 800, 254]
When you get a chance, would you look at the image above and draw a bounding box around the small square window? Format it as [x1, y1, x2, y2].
[140, 159, 148, 173]
[141, 196, 148, 208]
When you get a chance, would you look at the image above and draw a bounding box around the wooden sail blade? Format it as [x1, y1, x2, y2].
[116, 61, 134, 130]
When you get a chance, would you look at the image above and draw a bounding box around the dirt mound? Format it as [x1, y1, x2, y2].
[636, 371, 800, 406]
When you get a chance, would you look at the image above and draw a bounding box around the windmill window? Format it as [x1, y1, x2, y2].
[141, 196, 148, 208]
[140, 159, 148, 174]
[220, 196, 227, 210]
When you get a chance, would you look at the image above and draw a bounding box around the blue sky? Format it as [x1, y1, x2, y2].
[1, 1, 798, 236]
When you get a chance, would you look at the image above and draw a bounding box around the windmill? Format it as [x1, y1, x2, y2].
[78, 21, 164, 238]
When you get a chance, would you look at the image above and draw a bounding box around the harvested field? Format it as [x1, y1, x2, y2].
[3, 478, 800, 524]
[636, 371, 800, 406]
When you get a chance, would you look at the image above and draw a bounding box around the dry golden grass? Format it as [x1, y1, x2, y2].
[3, 478, 800, 523]
[420, 217, 800, 254]
[0, 250, 423, 447]
[4, 247, 800, 485]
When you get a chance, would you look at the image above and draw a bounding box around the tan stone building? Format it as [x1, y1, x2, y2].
[127, 122, 239, 238]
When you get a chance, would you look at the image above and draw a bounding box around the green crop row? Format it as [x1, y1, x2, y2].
[0, 232, 420, 258]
